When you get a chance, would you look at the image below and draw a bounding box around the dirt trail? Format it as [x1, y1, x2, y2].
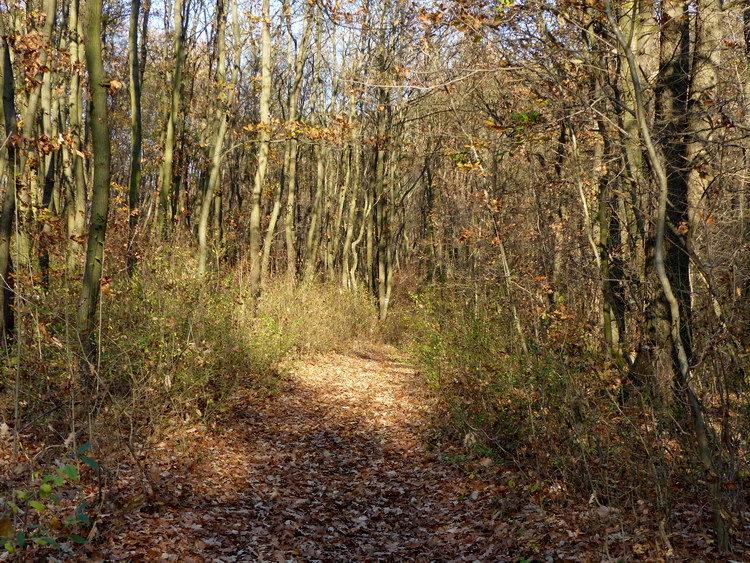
[98, 348, 633, 562]
[100, 348, 504, 561]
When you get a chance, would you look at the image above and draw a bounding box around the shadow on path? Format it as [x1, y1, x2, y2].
[101, 348, 513, 562]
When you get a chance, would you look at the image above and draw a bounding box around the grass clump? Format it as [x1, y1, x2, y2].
[100, 252, 380, 428]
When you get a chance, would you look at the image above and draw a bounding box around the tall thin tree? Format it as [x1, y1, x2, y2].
[78, 0, 112, 370]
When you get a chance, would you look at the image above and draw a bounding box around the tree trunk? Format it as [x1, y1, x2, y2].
[686, 0, 721, 237]
[0, 38, 17, 344]
[39, 21, 58, 287]
[606, 0, 730, 549]
[78, 0, 112, 371]
[63, 0, 87, 275]
[248, 0, 271, 298]
[198, 0, 229, 276]
[157, 0, 189, 231]
[14, 0, 57, 273]
[127, 0, 146, 275]
[374, 87, 391, 320]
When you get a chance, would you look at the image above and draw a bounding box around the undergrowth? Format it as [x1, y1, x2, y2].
[393, 282, 750, 534]
[0, 246, 379, 557]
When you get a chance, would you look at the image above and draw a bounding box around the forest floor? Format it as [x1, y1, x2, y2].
[67, 346, 726, 561]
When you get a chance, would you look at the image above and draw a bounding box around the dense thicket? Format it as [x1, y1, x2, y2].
[1, 0, 749, 554]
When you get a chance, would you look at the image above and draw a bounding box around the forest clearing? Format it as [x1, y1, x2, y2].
[1, 0, 750, 560]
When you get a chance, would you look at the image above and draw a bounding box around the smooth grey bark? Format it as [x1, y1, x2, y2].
[248, 0, 271, 298]
[63, 0, 87, 274]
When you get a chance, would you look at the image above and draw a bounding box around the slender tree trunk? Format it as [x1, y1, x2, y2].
[198, 0, 229, 276]
[340, 124, 361, 288]
[64, 0, 87, 275]
[582, 19, 628, 365]
[374, 87, 391, 320]
[157, 0, 189, 231]
[616, 0, 653, 283]
[0, 38, 17, 344]
[248, 0, 271, 298]
[655, 0, 693, 371]
[284, 145, 298, 277]
[304, 145, 324, 280]
[349, 189, 372, 291]
[330, 146, 350, 280]
[14, 0, 57, 273]
[302, 13, 326, 281]
[78, 0, 112, 371]
[127, 0, 145, 275]
[39, 29, 58, 286]
[260, 178, 283, 281]
[283, 6, 313, 280]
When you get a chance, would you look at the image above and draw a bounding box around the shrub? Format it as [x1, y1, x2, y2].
[399, 282, 716, 512]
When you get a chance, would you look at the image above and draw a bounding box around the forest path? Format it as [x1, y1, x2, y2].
[100, 348, 605, 562]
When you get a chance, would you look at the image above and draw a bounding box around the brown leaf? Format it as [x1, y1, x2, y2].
[0, 516, 13, 539]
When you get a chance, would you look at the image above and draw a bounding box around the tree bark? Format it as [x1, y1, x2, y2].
[248, 0, 271, 298]
[78, 0, 112, 371]
[127, 0, 146, 275]
[0, 38, 17, 345]
[157, 0, 190, 231]
[198, 0, 229, 276]
[606, 0, 730, 549]
[63, 0, 87, 275]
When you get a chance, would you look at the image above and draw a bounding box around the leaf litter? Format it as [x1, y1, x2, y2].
[52, 346, 740, 561]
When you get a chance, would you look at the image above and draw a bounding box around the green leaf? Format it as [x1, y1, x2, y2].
[62, 464, 79, 481]
[29, 500, 45, 512]
[75, 513, 91, 525]
[15, 531, 25, 546]
[67, 534, 87, 544]
[53, 475, 65, 486]
[14, 490, 30, 500]
[40, 483, 52, 494]
[32, 537, 48, 546]
[80, 456, 100, 471]
[3, 540, 14, 553]
[77, 442, 92, 455]
[7, 501, 19, 514]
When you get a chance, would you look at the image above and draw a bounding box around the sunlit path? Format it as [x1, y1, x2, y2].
[97, 347, 655, 562]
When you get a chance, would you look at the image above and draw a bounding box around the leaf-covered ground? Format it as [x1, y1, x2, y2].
[83, 347, 734, 561]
